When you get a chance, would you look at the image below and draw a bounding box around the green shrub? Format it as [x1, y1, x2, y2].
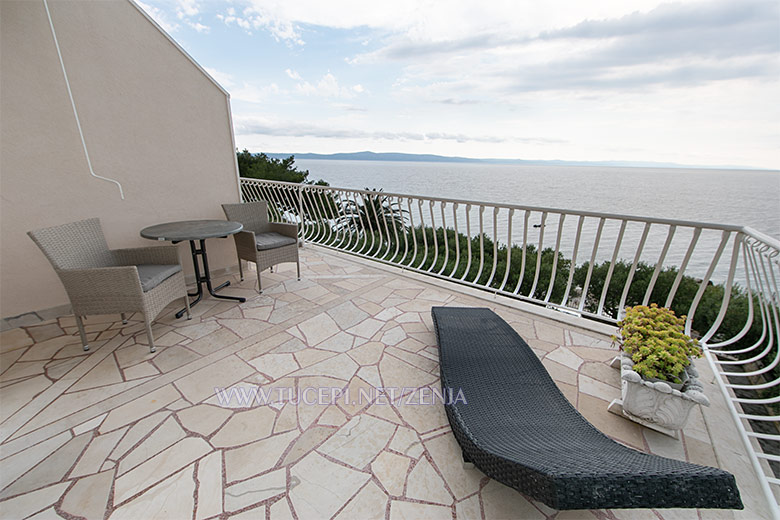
[613, 304, 702, 384]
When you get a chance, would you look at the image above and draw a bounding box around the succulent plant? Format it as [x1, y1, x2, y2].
[612, 304, 702, 384]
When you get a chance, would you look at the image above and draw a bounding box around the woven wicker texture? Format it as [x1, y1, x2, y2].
[222, 201, 300, 291]
[431, 307, 743, 511]
[28, 218, 189, 351]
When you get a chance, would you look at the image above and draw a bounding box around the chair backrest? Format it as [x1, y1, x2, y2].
[222, 201, 270, 234]
[28, 218, 114, 271]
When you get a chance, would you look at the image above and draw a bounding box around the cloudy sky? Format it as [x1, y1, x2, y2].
[138, 0, 779, 169]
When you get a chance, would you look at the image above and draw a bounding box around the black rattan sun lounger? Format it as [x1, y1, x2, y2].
[431, 306, 743, 511]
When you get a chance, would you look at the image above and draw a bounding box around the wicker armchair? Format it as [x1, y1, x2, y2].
[28, 218, 190, 353]
[221, 201, 300, 293]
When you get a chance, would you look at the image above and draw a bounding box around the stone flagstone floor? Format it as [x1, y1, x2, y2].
[0, 246, 771, 519]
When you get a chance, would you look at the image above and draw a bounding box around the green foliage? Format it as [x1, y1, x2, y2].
[237, 149, 327, 185]
[613, 304, 702, 384]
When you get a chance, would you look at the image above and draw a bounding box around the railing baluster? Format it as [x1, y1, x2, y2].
[415, 200, 429, 270]
[529, 212, 548, 298]
[486, 207, 499, 288]
[596, 219, 626, 316]
[513, 210, 530, 294]
[460, 204, 473, 281]
[499, 209, 515, 292]
[578, 217, 605, 312]
[618, 222, 651, 316]
[475, 206, 486, 284]
[684, 230, 730, 337]
[451, 203, 461, 278]
[665, 228, 702, 308]
[437, 202, 450, 275]
[427, 201, 440, 272]
[398, 197, 408, 265]
[545, 214, 565, 303]
[561, 216, 584, 307]
[405, 198, 417, 267]
[643, 225, 677, 305]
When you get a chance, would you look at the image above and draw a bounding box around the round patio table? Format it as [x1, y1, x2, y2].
[141, 220, 246, 318]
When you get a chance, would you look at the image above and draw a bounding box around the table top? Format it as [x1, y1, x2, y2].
[140, 220, 243, 242]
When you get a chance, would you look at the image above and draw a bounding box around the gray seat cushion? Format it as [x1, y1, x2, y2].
[136, 264, 182, 292]
[255, 232, 297, 251]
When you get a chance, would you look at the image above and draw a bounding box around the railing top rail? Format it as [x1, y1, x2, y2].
[240, 177, 775, 240]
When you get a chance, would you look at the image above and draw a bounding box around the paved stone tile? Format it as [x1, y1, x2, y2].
[297, 313, 341, 346]
[319, 414, 396, 469]
[175, 355, 254, 403]
[348, 341, 384, 365]
[579, 374, 619, 402]
[347, 318, 385, 339]
[248, 353, 299, 380]
[389, 500, 452, 520]
[379, 353, 436, 390]
[1, 432, 91, 499]
[372, 451, 410, 496]
[292, 353, 358, 381]
[113, 438, 209, 504]
[118, 416, 186, 475]
[176, 403, 232, 437]
[455, 495, 482, 519]
[225, 430, 297, 482]
[123, 361, 160, 380]
[110, 411, 170, 460]
[61, 469, 114, 520]
[0, 482, 69, 519]
[289, 452, 370, 519]
[327, 301, 370, 330]
[71, 427, 126, 478]
[210, 406, 276, 448]
[334, 481, 387, 520]
[481, 480, 545, 519]
[195, 451, 223, 520]
[100, 385, 180, 433]
[225, 468, 286, 513]
[424, 433, 484, 499]
[545, 345, 584, 371]
[406, 456, 453, 505]
[186, 328, 241, 356]
[69, 355, 123, 391]
[0, 375, 52, 420]
[0, 327, 34, 353]
[111, 465, 195, 519]
[577, 394, 645, 449]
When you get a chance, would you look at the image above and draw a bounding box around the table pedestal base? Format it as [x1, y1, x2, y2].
[176, 239, 246, 318]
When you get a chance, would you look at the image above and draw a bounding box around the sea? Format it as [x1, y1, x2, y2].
[295, 159, 780, 284]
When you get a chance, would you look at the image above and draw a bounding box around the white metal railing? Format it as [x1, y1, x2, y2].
[241, 177, 780, 515]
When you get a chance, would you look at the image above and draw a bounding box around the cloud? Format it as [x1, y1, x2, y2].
[176, 0, 200, 18]
[136, 1, 180, 33]
[294, 72, 364, 99]
[233, 118, 562, 144]
[352, 0, 779, 95]
[285, 69, 302, 80]
[217, 5, 304, 44]
[187, 21, 210, 33]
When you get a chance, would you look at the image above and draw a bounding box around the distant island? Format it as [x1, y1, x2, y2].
[265, 151, 768, 171]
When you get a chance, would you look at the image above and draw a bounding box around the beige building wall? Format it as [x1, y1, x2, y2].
[0, 0, 241, 321]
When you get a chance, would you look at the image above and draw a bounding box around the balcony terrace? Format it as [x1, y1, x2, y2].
[0, 245, 772, 519]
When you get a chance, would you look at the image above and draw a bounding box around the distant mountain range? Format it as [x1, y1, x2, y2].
[263, 151, 766, 170]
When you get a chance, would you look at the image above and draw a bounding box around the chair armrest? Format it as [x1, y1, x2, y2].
[269, 222, 299, 239]
[113, 245, 181, 266]
[58, 266, 144, 301]
[234, 230, 256, 248]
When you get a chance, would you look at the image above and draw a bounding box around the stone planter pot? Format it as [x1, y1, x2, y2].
[608, 354, 710, 438]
